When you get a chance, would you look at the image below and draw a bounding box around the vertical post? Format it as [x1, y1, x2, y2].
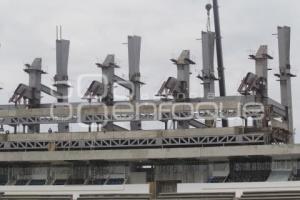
[175, 50, 194, 129]
[26, 58, 44, 133]
[128, 36, 142, 130]
[254, 45, 270, 100]
[201, 31, 216, 127]
[277, 26, 294, 143]
[213, 0, 227, 127]
[251, 45, 272, 128]
[55, 37, 70, 133]
[176, 50, 191, 99]
[201, 31, 216, 98]
[98, 54, 116, 131]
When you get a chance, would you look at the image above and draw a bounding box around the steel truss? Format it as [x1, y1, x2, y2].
[0, 133, 268, 152]
[0, 96, 286, 126]
[0, 110, 257, 126]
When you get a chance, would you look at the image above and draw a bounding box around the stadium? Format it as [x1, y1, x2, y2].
[0, 0, 298, 199]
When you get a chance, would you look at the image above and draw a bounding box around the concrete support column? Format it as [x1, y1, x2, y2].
[98, 55, 116, 131]
[55, 39, 70, 133]
[251, 45, 272, 128]
[173, 50, 195, 129]
[277, 26, 294, 143]
[25, 58, 44, 133]
[128, 36, 142, 130]
[201, 31, 216, 98]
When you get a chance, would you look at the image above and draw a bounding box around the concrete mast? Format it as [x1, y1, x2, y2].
[251, 45, 272, 128]
[201, 31, 216, 99]
[277, 26, 295, 143]
[173, 50, 195, 129]
[25, 58, 44, 133]
[54, 27, 70, 133]
[128, 36, 142, 130]
[97, 54, 116, 131]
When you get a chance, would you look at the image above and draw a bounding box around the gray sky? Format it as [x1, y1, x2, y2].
[0, 0, 299, 140]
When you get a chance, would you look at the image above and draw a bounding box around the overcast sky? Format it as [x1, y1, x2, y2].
[0, 0, 299, 141]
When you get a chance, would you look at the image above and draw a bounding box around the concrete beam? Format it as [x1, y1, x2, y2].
[0, 127, 243, 142]
[0, 144, 299, 162]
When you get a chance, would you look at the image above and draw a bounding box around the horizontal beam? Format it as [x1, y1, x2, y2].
[0, 127, 243, 141]
[0, 96, 286, 126]
[0, 144, 299, 162]
[0, 129, 268, 152]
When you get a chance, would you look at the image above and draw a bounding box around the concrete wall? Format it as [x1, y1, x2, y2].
[128, 172, 146, 184]
[0, 184, 150, 199]
[155, 164, 208, 183]
[1, 181, 300, 199]
[178, 181, 300, 198]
